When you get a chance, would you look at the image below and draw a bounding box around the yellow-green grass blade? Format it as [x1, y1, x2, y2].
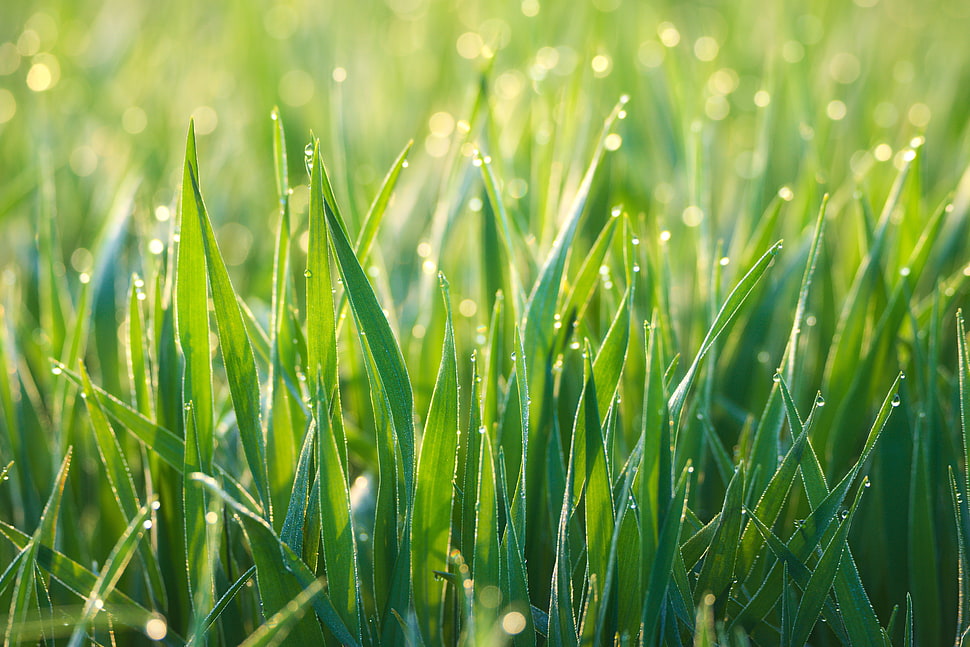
[190, 565, 255, 642]
[473, 429, 500, 641]
[126, 275, 153, 417]
[78, 362, 166, 608]
[280, 424, 314, 556]
[412, 273, 459, 646]
[314, 387, 362, 641]
[0, 521, 179, 645]
[184, 154, 271, 518]
[478, 151, 526, 319]
[4, 450, 72, 647]
[456, 352, 483, 569]
[176, 120, 214, 472]
[668, 240, 782, 435]
[238, 577, 327, 647]
[66, 500, 154, 647]
[192, 474, 357, 646]
[508, 325, 529, 547]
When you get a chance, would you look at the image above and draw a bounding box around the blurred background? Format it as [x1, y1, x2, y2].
[2, 0, 970, 642]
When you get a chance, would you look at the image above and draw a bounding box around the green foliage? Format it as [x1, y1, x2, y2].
[2, 1, 970, 644]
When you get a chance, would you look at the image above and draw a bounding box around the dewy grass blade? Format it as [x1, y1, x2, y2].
[314, 387, 362, 641]
[322, 168, 415, 507]
[78, 362, 166, 607]
[191, 473, 356, 645]
[66, 500, 154, 647]
[4, 450, 72, 647]
[668, 240, 782, 435]
[641, 466, 690, 645]
[238, 577, 327, 647]
[693, 464, 744, 609]
[412, 273, 459, 646]
[185, 153, 271, 516]
[176, 120, 214, 472]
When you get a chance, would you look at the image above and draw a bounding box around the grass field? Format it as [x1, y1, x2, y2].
[2, 0, 970, 644]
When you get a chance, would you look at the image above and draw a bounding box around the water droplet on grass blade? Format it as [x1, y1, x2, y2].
[772, 372, 781, 383]
[304, 269, 312, 278]
[51, 365, 62, 375]
[815, 394, 825, 407]
[891, 394, 901, 407]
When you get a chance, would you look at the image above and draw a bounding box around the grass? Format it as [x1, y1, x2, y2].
[1, 0, 970, 644]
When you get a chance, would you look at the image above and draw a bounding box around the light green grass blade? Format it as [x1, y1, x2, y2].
[668, 240, 783, 435]
[354, 140, 413, 261]
[280, 425, 314, 555]
[412, 273, 459, 646]
[472, 429, 500, 641]
[239, 577, 327, 647]
[557, 214, 620, 351]
[592, 286, 632, 429]
[184, 153, 271, 516]
[478, 151, 526, 318]
[191, 565, 256, 641]
[508, 325, 529, 546]
[176, 120, 214, 471]
[0, 521, 177, 643]
[66, 500, 154, 647]
[126, 275, 153, 416]
[457, 352, 483, 567]
[192, 474, 357, 646]
[182, 403, 212, 628]
[78, 361, 166, 608]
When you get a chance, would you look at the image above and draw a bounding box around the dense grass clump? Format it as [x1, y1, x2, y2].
[1, 0, 970, 645]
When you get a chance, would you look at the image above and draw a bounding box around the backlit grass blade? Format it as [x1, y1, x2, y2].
[412, 273, 459, 646]
[668, 240, 782, 434]
[126, 275, 153, 417]
[790, 482, 866, 646]
[641, 466, 690, 645]
[640, 315, 669, 581]
[472, 429, 500, 642]
[314, 387, 361, 641]
[66, 500, 154, 647]
[280, 425, 314, 555]
[592, 286, 632, 426]
[78, 362, 166, 607]
[182, 403, 212, 628]
[478, 151, 526, 318]
[184, 150, 271, 516]
[0, 521, 179, 643]
[191, 565, 255, 641]
[509, 325, 529, 546]
[457, 352, 483, 568]
[192, 474, 356, 646]
[238, 577, 327, 647]
[4, 450, 72, 647]
[176, 120, 214, 472]
[354, 140, 413, 261]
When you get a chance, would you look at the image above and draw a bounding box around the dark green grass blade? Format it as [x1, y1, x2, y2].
[790, 483, 866, 646]
[693, 464, 744, 609]
[322, 176, 414, 506]
[176, 121, 214, 471]
[412, 273, 459, 646]
[191, 566, 255, 642]
[280, 425, 314, 555]
[642, 466, 690, 645]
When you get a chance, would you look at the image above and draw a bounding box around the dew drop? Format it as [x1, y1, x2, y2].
[899, 371, 906, 380]
[184, 403, 193, 411]
[815, 394, 825, 407]
[143, 519, 153, 529]
[304, 143, 313, 157]
[864, 479, 872, 488]
[304, 269, 312, 278]
[891, 394, 901, 407]
[570, 341, 581, 350]
[631, 236, 640, 245]
[687, 466, 695, 473]
[772, 372, 781, 383]
[51, 366, 62, 375]
[151, 500, 161, 510]
[510, 351, 516, 361]
[839, 508, 849, 520]
[93, 598, 104, 610]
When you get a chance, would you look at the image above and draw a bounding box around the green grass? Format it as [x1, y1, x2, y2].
[2, 0, 970, 644]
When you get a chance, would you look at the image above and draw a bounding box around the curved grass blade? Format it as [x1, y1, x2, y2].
[412, 273, 459, 646]
[693, 464, 744, 609]
[190, 565, 255, 643]
[4, 450, 72, 647]
[239, 578, 327, 647]
[280, 425, 314, 555]
[668, 240, 783, 434]
[79, 362, 166, 607]
[192, 474, 357, 646]
[66, 501, 154, 647]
